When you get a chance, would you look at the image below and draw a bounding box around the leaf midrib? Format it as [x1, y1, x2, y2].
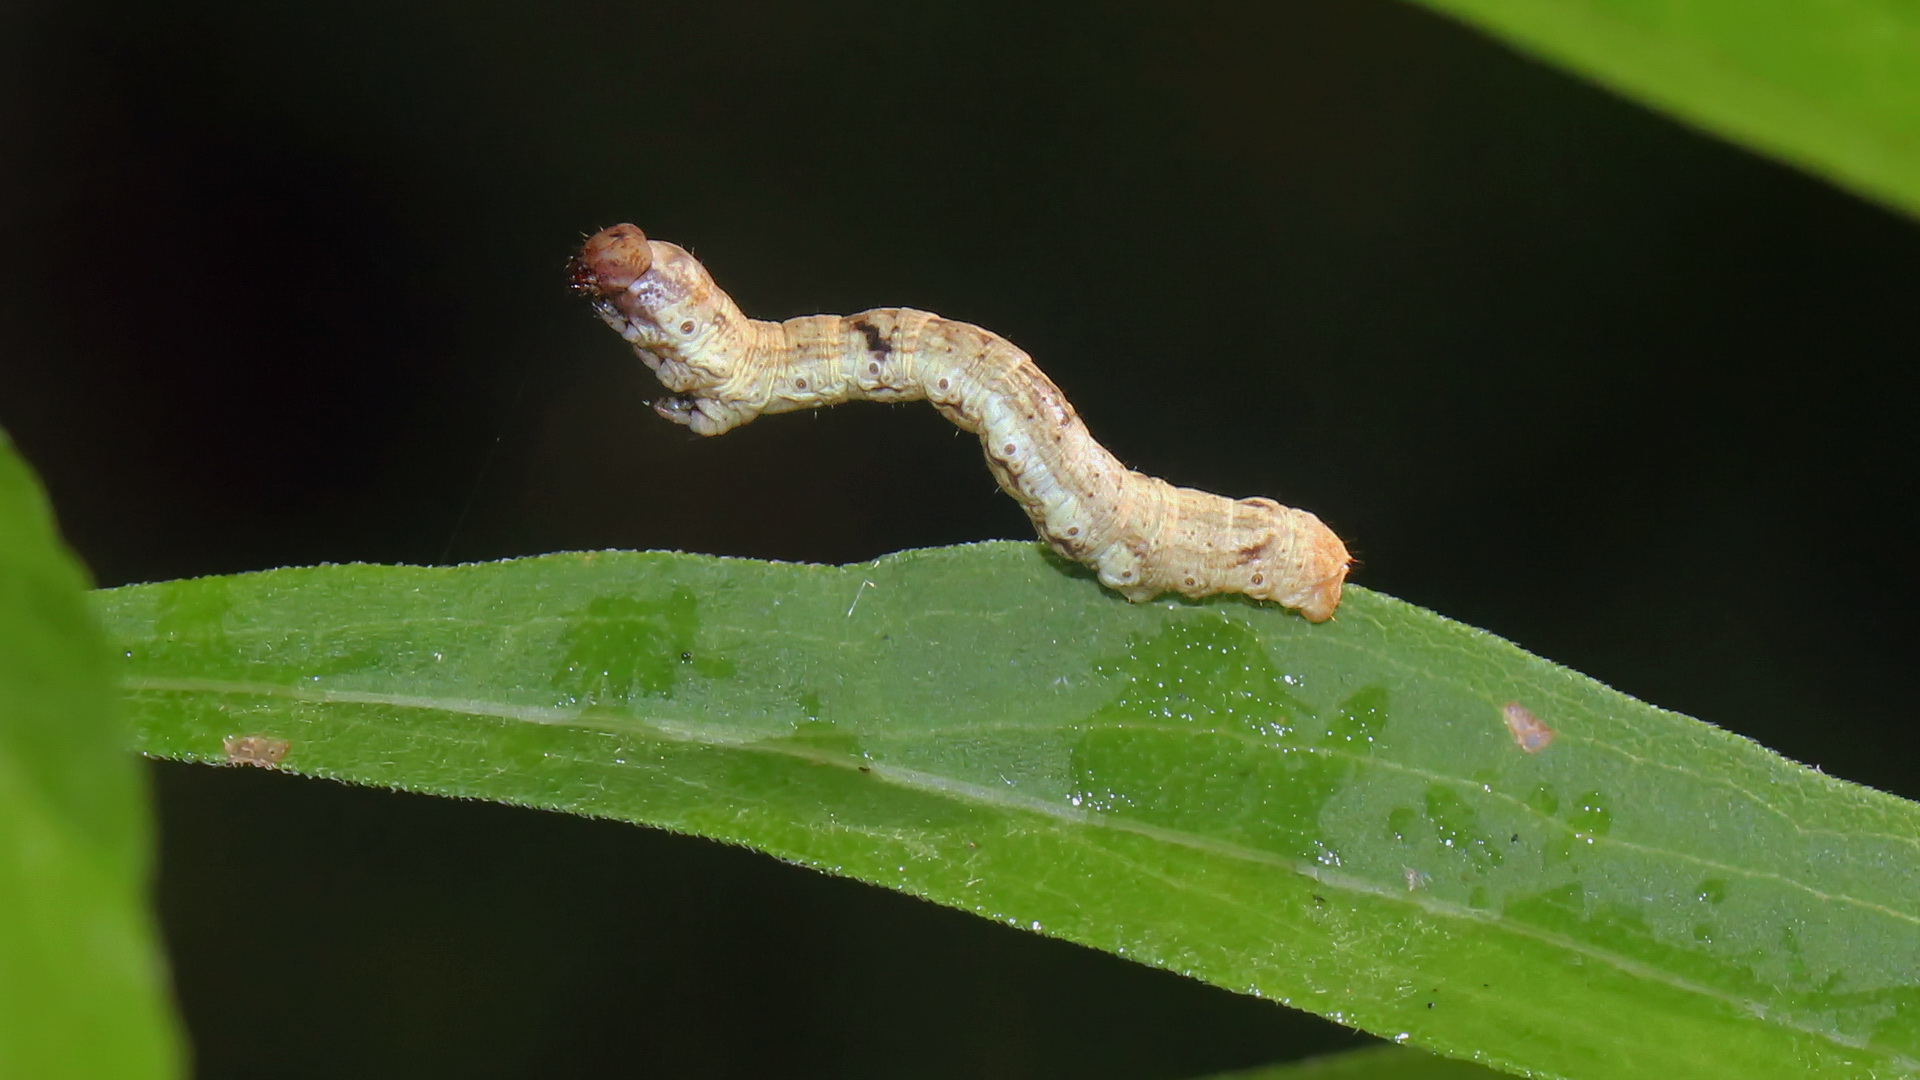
[125, 673, 1919, 1068]
[125, 674, 1919, 922]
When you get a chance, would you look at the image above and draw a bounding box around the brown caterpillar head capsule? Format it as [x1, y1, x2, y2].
[570, 224, 742, 379]
[570, 223, 653, 295]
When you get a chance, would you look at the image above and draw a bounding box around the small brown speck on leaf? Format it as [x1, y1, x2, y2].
[224, 735, 291, 768]
[1503, 702, 1554, 754]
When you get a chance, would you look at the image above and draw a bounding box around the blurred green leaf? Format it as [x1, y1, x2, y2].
[97, 545, 1920, 1080]
[1404, 0, 1920, 217]
[0, 430, 181, 1078]
[1202, 1044, 1506, 1079]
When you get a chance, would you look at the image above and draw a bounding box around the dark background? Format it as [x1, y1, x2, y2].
[3, 1, 1916, 1076]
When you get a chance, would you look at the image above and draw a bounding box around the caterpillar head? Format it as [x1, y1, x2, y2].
[570, 224, 744, 386]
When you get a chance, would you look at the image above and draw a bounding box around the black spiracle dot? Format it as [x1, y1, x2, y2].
[679, 319, 695, 334]
[868, 362, 880, 375]
[1251, 573, 1264, 585]
[1066, 526, 1079, 536]
[1003, 443, 1016, 455]
[937, 377, 950, 391]
[795, 378, 807, 389]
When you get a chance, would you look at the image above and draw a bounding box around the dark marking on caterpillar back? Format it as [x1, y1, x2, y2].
[847, 314, 890, 360]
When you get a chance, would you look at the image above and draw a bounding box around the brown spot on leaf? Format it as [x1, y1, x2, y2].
[224, 735, 290, 768]
[1503, 702, 1554, 753]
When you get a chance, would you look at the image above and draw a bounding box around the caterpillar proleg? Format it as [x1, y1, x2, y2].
[569, 224, 1352, 621]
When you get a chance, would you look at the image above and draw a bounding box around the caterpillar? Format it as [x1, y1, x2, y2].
[569, 224, 1352, 621]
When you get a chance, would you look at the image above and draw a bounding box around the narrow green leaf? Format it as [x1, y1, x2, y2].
[1402, 0, 1920, 218]
[1201, 1044, 1506, 1079]
[97, 546, 1920, 1080]
[0, 430, 182, 1078]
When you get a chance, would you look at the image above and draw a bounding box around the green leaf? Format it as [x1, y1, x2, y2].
[1401, 0, 1920, 218]
[1202, 1044, 1506, 1079]
[0, 430, 182, 1078]
[96, 545, 1920, 1080]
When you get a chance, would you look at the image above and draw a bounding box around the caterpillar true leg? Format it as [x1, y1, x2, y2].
[569, 223, 1352, 621]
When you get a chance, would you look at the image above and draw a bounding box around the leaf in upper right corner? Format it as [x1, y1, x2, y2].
[0, 429, 182, 1078]
[1402, 0, 1920, 219]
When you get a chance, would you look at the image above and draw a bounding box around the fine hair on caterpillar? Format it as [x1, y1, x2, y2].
[569, 223, 1352, 621]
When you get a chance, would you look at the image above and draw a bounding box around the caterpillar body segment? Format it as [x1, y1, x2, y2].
[570, 224, 1351, 621]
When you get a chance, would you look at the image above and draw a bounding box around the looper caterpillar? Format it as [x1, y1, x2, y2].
[569, 224, 1352, 621]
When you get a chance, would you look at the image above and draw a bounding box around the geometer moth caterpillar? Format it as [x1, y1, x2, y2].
[569, 224, 1353, 621]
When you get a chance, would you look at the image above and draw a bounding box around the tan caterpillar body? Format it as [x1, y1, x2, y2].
[570, 224, 1351, 621]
